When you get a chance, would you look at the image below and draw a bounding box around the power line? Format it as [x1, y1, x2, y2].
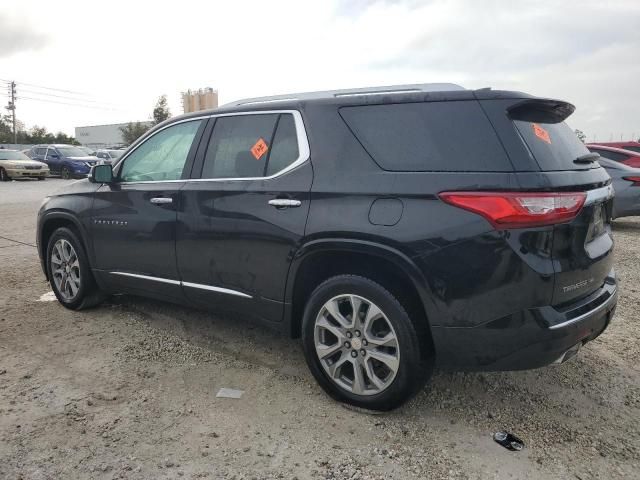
[17, 95, 126, 111]
[18, 88, 125, 108]
[0, 77, 90, 97]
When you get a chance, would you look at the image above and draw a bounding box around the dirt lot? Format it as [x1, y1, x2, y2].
[1, 178, 639, 480]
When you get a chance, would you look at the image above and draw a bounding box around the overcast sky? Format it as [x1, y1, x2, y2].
[1, 0, 639, 142]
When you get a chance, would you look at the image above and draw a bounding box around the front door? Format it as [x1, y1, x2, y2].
[177, 111, 312, 323]
[91, 119, 205, 302]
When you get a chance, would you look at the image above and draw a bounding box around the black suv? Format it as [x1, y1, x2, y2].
[37, 84, 617, 411]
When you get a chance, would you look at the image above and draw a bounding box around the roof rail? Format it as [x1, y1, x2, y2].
[224, 83, 465, 107]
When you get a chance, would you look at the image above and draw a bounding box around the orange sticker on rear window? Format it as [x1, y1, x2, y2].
[532, 123, 551, 144]
[250, 138, 268, 160]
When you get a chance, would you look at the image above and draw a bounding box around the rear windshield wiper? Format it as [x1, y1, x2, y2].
[574, 152, 600, 164]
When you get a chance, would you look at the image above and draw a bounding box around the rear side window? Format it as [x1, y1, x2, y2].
[36, 147, 46, 155]
[201, 113, 301, 179]
[622, 146, 640, 154]
[339, 101, 512, 172]
[513, 120, 592, 171]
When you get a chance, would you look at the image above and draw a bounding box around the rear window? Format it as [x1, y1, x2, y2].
[339, 101, 512, 172]
[513, 120, 593, 171]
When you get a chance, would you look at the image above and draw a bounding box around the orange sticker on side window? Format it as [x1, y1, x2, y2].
[532, 123, 551, 144]
[250, 138, 268, 160]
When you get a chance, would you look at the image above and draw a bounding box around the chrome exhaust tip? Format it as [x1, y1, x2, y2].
[553, 343, 581, 364]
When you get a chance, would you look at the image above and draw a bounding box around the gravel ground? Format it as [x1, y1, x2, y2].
[1, 178, 639, 479]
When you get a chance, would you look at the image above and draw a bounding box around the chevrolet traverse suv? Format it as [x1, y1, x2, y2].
[37, 84, 617, 410]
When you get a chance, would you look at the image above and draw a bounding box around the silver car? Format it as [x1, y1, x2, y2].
[597, 157, 640, 218]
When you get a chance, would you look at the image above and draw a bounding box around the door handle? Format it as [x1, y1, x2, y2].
[150, 197, 173, 205]
[268, 199, 301, 208]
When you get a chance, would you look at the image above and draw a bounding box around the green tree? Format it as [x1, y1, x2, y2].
[119, 122, 150, 145]
[0, 119, 80, 145]
[152, 95, 171, 125]
[0, 115, 12, 143]
[574, 129, 587, 143]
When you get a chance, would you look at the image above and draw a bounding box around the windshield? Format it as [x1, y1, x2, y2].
[0, 151, 31, 160]
[57, 146, 90, 157]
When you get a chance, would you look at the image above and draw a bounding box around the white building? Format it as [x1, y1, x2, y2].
[75, 122, 152, 148]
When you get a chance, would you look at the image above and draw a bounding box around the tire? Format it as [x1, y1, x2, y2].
[301, 274, 432, 411]
[37, 177, 46, 181]
[0, 167, 12, 181]
[46, 227, 106, 310]
[61, 166, 71, 180]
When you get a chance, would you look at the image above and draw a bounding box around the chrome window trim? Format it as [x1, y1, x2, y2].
[113, 110, 310, 185]
[108, 271, 252, 299]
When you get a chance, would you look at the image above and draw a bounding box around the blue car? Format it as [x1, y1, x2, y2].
[30, 144, 99, 179]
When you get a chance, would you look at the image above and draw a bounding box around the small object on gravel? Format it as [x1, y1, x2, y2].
[0, 369, 6, 375]
[493, 431, 524, 451]
[38, 291, 57, 302]
[216, 388, 244, 399]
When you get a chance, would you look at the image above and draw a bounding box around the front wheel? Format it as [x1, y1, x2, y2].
[61, 166, 71, 180]
[47, 227, 105, 310]
[302, 275, 432, 411]
[0, 167, 12, 181]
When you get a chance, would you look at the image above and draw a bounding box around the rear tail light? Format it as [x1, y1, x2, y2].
[622, 176, 640, 186]
[439, 191, 587, 229]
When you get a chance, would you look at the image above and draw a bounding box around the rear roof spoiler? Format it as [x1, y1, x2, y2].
[507, 99, 575, 123]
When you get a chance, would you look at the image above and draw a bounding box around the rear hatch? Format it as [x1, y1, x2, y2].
[498, 98, 615, 306]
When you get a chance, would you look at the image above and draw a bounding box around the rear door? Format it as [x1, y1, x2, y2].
[176, 111, 312, 323]
[483, 98, 615, 306]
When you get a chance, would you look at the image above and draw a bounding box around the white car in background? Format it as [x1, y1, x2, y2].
[92, 149, 125, 164]
[0, 150, 50, 181]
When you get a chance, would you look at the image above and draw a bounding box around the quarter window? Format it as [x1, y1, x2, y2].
[266, 114, 299, 176]
[119, 120, 202, 182]
[200, 113, 300, 179]
[340, 101, 512, 172]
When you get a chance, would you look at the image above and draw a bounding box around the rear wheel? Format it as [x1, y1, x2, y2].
[61, 166, 71, 179]
[0, 168, 11, 181]
[302, 275, 432, 411]
[47, 227, 105, 310]
[37, 177, 46, 181]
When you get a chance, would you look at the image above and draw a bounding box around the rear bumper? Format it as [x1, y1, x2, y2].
[432, 270, 617, 371]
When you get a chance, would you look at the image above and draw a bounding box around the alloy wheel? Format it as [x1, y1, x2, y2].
[50, 239, 81, 301]
[61, 167, 71, 180]
[314, 294, 400, 396]
[0, 168, 7, 181]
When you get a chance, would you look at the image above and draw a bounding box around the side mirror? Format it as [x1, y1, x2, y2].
[90, 164, 114, 183]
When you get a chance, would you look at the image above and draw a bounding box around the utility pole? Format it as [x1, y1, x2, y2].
[5, 81, 17, 145]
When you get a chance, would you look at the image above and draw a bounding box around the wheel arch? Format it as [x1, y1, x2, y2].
[285, 239, 437, 349]
[39, 212, 91, 280]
